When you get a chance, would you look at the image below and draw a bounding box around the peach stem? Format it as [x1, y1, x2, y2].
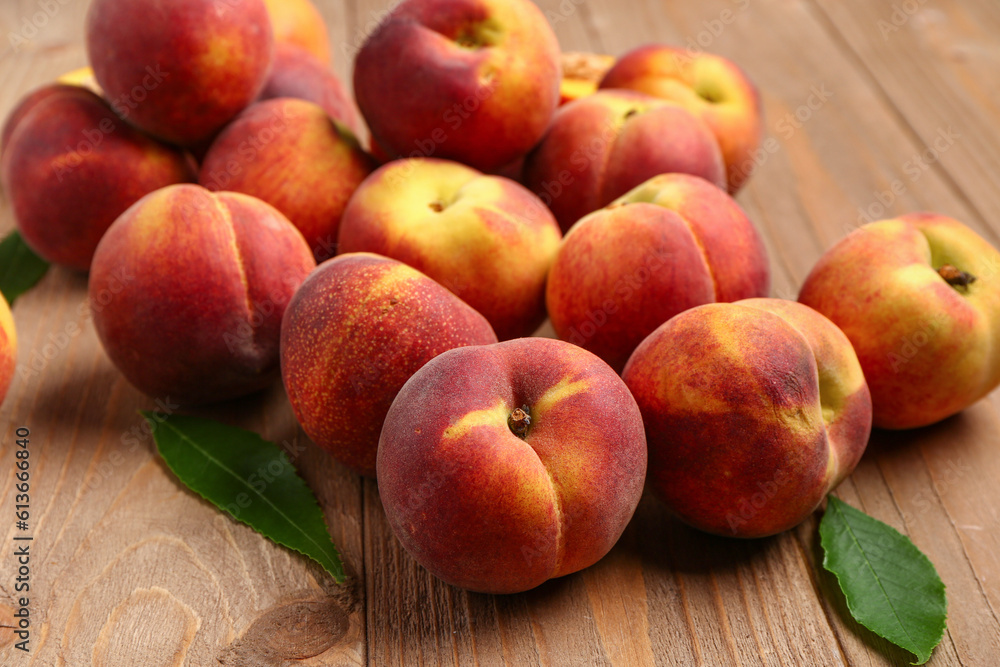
[507, 406, 531, 439]
[937, 264, 976, 289]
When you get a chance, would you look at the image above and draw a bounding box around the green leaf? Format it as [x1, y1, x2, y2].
[820, 495, 947, 664]
[144, 412, 344, 583]
[0, 231, 49, 305]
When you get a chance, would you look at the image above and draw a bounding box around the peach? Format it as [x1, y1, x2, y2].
[258, 43, 361, 135]
[522, 90, 726, 232]
[199, 98, 375, 263]
[1, 86, 196, 271]
[559, 52, 615, 105]
[281, 253, 498, 477]
[56, 67, 102, 95]
[263, 0, 331, 64]
[799, 213, 1000, 429]
[378, 337, 647, 593]
[89, 184, 315, 404]
[353, 0, 561, 173]
[0, 293, 15, 407]
[622, 299, 872, 538]
[337, 158, 561, 340]
[599, 44, 762, 193]
[86, 0, 274, 146]
[546, 174, 769, 370]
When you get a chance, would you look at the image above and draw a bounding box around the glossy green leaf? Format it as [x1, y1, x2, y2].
[820, 495, 946, 664]
[144, 412, 344, 582]
[0, 231, 49, 305]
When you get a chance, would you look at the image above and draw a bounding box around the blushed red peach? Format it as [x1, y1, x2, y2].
[522, 90, 726, 232]
[378, 337, 647, 593]
[86, 0, 274, 146]
[264, 0, 331, 64]
[1, 86, 195, 270]
[337, 158, 561, 340]
[622, 299, 872, 538]
[353, 0, 561, 172]
[200, 98, 375, 262]
[89, 184, 315, 404]
[546, 174, 770, 370]
[600, 44, 762, 193]
[799, 213, 1000, 429]
[281, 253, 498, 477]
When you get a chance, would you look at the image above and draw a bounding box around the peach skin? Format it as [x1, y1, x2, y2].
[623, 299, 872, 538]
[89, 185, 315, 405]
[546, 174, 770, 371]
[522, 90, 726, 232]
[281, 253, 497, 477]
[799, 213, 1000, 429]
[600, 44, 762, 193]
[378, 337, 647, 593]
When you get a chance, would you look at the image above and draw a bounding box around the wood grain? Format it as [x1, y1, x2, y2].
[0, 0, 999, 664]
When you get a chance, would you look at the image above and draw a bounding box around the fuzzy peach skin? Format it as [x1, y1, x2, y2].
[799, 213, 1000, 429]
[623, 299, 872, 538]
[522, 90, 726, 232]
[263, 0, 331, 64]
[378, 337, 647, 593]
[258, 44, 361, 135]
[0, 293, 16, 407]
[546, 174, 769, 371]
[89, 185, 315, 405]
[600, 44, 762, 193]
[337, 158, 562, 340]
[353, 0, 560, 173]
[281, 253, 497, 477]
[1, 86, 195, 271]
[200, 98, 375, 263]
[559, 52, 615, 105]
[86, 0, 274, 147]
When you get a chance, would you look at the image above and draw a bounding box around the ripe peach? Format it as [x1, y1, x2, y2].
[378, 337, 647, 593]
[622, 299, 872, 538]
[200, 98, 375, 263]
[1, 86, 195, 271]
[258, 43, 361, 135]
[281, 253, 498, 476]
[546, 174, 770, 370]
[337, 158, 561, 340]
[600, 44, 762, 193]
[522, 90, 726, 232]
[559, 52, 615, 105]
[353, 0, 560, 172]
[799, 213, 1000, 429]
[263, 0, 331, 64]
[89, 184, 315, 404]
[86, 0, 274, 146]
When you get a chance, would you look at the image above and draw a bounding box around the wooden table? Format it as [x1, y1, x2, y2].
[2, 0, 999, 664]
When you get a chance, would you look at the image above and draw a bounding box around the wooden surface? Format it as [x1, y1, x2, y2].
[1, 0, 999, 664]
